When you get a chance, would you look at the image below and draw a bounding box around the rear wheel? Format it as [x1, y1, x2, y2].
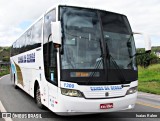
[35, 85, 44, 109]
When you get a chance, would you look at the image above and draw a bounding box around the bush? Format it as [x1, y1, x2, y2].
[136, 49, 159, 68]
[0, 66, 10, 76]
[2, 56, 10, 62]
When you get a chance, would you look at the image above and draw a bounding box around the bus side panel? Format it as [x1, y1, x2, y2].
[10, 47, 44, 96]
[28, 48, 50, 107]
[10, 55, 24, 90]
[19, 67, 31, 94]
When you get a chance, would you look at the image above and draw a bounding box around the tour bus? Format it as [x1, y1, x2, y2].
[10, 4, 151, 115]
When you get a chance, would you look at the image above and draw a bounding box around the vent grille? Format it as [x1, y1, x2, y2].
[83, 90, 126, 99]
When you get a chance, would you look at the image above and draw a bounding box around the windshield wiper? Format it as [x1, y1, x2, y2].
[105, 34, 134, 83]
[107, 54, 126, 84]
[86, 31, 105, 85]
[86, 56, 103, 85]
[104, 33, 126, 83]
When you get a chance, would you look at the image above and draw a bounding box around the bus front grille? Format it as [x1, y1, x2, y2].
[83, 90, 126, 99]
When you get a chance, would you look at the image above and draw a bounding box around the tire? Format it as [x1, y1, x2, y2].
[13, 74, 18, 89]
[35, 85, 44, 109]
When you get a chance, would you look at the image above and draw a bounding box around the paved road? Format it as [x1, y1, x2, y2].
[0, 75, 159, 121]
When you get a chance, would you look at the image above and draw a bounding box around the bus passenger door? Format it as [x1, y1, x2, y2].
[43, 41, 58, 109]
[47, 42, 58, 110]
[43, 9, 58, 110]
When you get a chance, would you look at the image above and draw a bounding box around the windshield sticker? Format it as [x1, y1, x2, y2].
[90, 86, 122, 91]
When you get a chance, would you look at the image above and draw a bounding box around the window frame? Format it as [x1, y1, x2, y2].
[43, 8, 58, 86]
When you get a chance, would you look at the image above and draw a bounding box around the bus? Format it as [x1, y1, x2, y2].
[10, 4, 151, 115]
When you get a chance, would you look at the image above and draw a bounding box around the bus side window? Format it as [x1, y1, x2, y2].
[25, 29, 32, 51]
[43, 9, 57, 85]
[32, 19, 42, 49]
[43, 9, 56, 44]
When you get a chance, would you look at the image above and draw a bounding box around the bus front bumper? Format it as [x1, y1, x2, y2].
[57, 92, 137, 115]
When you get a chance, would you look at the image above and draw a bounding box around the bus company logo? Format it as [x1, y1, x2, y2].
[105, 92, 109, 97]
[18, 53, 35, 63]
[90, 86, 122, 91]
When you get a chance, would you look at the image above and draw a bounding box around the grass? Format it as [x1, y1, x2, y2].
[138, 64, 160, 95]
[0, 66, 10, 77]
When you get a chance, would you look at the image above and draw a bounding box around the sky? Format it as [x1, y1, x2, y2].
[0, 0, 160, 48]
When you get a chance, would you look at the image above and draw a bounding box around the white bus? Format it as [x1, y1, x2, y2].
[10, 5, 151, 115]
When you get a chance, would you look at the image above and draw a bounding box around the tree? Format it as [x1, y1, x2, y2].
[136, 49, 159, 68]
[2, 56, 10, 62]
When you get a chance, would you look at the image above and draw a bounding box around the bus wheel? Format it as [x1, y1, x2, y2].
[35, 85, 44, 109]
[13, 74, 18, 89]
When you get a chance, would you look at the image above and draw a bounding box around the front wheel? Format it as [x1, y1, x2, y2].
[35, 86, 44, 109]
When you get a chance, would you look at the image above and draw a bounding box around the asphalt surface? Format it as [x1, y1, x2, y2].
[0, 75, 159, 121]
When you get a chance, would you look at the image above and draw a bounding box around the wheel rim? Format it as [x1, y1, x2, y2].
[36, 88, 41, 105]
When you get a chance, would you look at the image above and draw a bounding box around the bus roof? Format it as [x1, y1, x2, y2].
[12, 4, 126, 46]
[47, 4, 125, 16]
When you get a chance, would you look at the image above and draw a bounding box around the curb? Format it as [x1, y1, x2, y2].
[0, 74, 10, 80]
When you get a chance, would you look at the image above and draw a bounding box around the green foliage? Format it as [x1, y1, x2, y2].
[2, 56, 10, 62]
[138, 64, 160, 95]
[138, 81, 160, 95]
[152, 46, 160, 52]
[0, 46, 10, 62]
[136, 48, 160, 68]
[138, 64, 160, 81]
[0, 66, 10, 77]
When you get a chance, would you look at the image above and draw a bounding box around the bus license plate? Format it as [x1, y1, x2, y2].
[100, 103, 113, 109]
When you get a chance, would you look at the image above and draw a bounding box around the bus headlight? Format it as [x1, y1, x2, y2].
[61, 88, 83, 97]
[126, 86, 137, 95]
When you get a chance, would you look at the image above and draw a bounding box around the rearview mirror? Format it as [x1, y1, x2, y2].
[133, 32, 151, 52]
[51, 21, 62, 45]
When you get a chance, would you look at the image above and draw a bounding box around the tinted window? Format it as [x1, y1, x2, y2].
[44, 9, 56, 44]
[20, 35, 26, 53]
[11, 43, 16, 56]
[11, 45, 14, 56]
[16, 39, 20, 54]
[25, 29, 32, 51]
[32, 19, 42, 49]
[11, 19, 43, 56]
[43, 9, 57, 85]
[100, 12, 132, 34]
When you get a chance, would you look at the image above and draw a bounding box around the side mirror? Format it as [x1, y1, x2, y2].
[51, 21, 62, 45]
[133, 32, 151, 52]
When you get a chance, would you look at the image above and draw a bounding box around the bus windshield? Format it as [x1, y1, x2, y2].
[60, 6, 137, 84]
[60, 7, 103, 70]
[100, 11, 136, 70]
